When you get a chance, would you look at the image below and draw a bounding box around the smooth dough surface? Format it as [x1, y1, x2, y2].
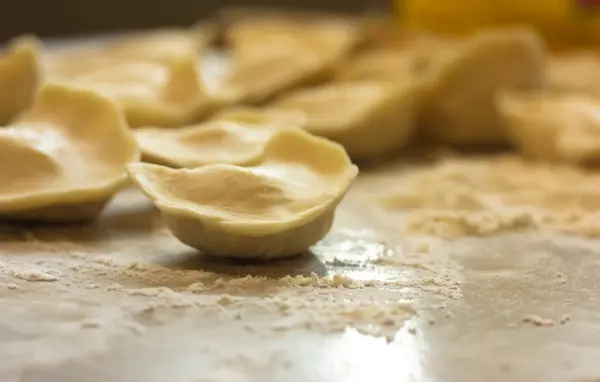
[212, 15, 360, 105]
[0, 81, 139, 221]
[418, 27, 547, 146]
[128, 128, 358, 259]
[271, 81, 417, 161]
[46, 32, 213, 128]
[135, 108, 306, 168]
[549, 51, 600, 95]
[498, 91, 600, 166]
[0, 36, 41, 125]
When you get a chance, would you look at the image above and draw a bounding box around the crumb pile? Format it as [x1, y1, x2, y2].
[377, 155, 600, 237]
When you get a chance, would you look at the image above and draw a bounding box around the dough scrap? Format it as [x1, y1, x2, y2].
[418, 27, 547, 146]
[128, 128, 358, 259]
[0, 36, 41, 125]
[498, 91, 600, 166]
[213, 15, 360, 104]
[135, 108, 306, 168]
[271, 81, 417, 161]
[0, 81, 139, 222]
[47, 33, 214, 128]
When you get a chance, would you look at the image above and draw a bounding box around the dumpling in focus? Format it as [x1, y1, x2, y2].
[128, 128, 358, 259]
[0, 81, 139, 222]
[418, 27, 547, 146]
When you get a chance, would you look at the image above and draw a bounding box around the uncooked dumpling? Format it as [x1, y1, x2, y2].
[0, 81, 139, 222]
[0, 36, 41, 125]
[128, 128, 358, 259]
[418, 27, 547, 146]
[498, 91, 600, 166]
[47, 32, 214, 128]
[135, 108, 306, 168]
[212, 15, 360, 104]
[334, 28, 455, 82]
[549, 51, 600, 95]
[271, 81, 417, 161]
[49, 55, 213, 128]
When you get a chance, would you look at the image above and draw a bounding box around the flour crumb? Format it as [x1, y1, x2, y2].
[414, 241, 430, 253]
[523, 314, 555, 327]
[10, 269, 58, 282]
[81, 319, 103, 329]
[85, 284, 100, 289]
[5, 283, 18, 290]
[187, 282, 206, 293]
[123, 320, 147, 335]
[559, 314, 571, 325]
[127, 287, 178, 298]
[106, 283, 122, 291]
[218, 294, 234, 306]
[93, 256, 120, 267]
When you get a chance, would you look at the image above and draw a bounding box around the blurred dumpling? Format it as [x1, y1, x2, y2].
[418, 27, 547, 146]
[271, 81, 418, 161]
[0, 36, 41, 125]
[128, 128, 358, 259]
[212, 13, 360, 104]
[0, 81, 139, 222]
[498, 91, 600, 166]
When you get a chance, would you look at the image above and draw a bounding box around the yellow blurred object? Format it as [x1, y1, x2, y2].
[399, 0, 600, 46]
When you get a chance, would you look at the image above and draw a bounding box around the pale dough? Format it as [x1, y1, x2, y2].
[127, 128, 358, 259]
[0, 81, 139, 222]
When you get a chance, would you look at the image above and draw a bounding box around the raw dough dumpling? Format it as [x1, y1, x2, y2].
[0, 36, 41, 125]
[419, 27, 547, 146]
[334, 25, 455, 82]
[128, 128, 358, 259]
[271, 81, 417, 161]
[49, 55, 213, 128]
[135, 108, 306, 168]
[549, 51, 600, 95]
[498, 91, 600, 166]
[213, 15, 360, 104]
[0, 81, 139, 222]
[104, 27, 215, 64]
[209, 106, 306, 128]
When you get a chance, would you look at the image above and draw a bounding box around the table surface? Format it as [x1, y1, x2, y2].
[1, 37, 599, 382]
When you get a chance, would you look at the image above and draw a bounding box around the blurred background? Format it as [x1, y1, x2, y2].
[0, 0, 389, 41]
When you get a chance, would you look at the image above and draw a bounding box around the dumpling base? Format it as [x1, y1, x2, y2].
[163, 208, 335, 260]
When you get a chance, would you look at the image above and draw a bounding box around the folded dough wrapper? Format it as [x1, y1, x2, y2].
[47, 31, 215, 128]
[0, 36, 41, 125]
[417, 27, 547, 146]
[0, 81, 139, 222]
[213, 16, 361, 105]
[272, 81, 418, 161]
[136, 108, 306, 168]
[128, 128, 358, 259]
